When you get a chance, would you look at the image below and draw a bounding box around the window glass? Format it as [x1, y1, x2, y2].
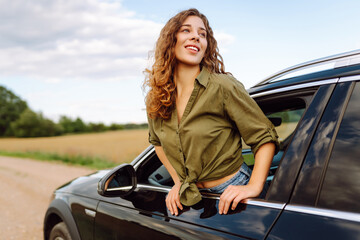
[242, 97, 306, 172]
[268, 109, 304, 142]
[318, 82, 360, 213]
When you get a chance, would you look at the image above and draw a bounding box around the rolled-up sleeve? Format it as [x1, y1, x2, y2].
[223, 79, 279, 155]
[147, 116, 161, 146]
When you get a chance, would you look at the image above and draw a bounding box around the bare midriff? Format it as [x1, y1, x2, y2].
[196, 168, 240, 189]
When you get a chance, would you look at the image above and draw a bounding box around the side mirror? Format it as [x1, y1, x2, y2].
[97, 163, 137, 197]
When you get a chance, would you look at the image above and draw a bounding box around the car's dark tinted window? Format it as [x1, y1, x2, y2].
[241, 93, 314, 188]
[248, 97, 307, 144]
[242, 104, 305, 168]
[318, 81, 360, 213]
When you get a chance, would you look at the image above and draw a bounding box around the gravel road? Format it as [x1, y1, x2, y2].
[0, 156, 94, 240]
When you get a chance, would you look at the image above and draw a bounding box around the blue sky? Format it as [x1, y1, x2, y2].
[0, 0, 359, 124]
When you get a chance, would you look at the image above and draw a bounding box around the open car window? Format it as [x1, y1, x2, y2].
[136, 152, 174, 187]
[242, 93, 313, 182]
[136, 89, 317, 198]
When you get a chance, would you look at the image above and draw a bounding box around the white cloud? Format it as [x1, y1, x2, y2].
[214, 31, 235, 53]
[0, 0, 237, 83]
[0, 0, 162, 82]
[0, 0, 237, 124]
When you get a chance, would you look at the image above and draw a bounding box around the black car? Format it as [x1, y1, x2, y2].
[44, 49, 360, 240]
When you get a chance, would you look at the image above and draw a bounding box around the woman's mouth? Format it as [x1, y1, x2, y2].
[185, 45, 200, 52]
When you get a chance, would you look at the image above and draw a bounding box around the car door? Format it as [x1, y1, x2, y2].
[94, 81, 333, 239]
[267, 77, 360, 239]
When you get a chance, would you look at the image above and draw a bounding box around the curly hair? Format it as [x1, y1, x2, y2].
[144, 8, 226, 120]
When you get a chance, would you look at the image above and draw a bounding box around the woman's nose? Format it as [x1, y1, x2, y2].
[190, 33, 200, 41]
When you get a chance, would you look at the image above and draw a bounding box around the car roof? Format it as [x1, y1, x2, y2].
[248, 49, 360, 96]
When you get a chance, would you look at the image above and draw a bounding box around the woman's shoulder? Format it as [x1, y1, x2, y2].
[208, 72, 245, 92]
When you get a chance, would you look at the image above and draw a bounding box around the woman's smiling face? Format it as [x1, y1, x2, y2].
[174, 16, 208, 67]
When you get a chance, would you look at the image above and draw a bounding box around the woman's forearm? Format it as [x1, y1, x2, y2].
[248, 142, 276, 194]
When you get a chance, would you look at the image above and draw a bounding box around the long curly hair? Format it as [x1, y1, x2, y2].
[144, 8, 226, 120]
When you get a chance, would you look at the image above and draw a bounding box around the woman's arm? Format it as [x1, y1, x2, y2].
[154, 146, 183, 215]
[218, 142, 276, 214]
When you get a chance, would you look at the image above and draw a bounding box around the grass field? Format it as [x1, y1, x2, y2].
[0, 129, 150, 167]
[0, 122, 297, 169]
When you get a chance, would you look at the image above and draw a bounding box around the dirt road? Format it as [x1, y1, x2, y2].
[0, 156, 94, 240]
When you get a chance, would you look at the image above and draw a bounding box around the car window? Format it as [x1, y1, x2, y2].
[242, 94, 311, 183]
[136, 151, 174, 187]
[137, 90, 315, 198]
[317, 81, 360, 213]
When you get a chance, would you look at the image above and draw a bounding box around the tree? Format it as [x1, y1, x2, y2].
[88, 122, 106, 132]
[73, 117, 88, 133]
[108, 123, 124, 131]
[0, 86, 28, 136]
[59, 116, 75, 133]
[59, 116, 88, 133]
[11, 109, 62, 137]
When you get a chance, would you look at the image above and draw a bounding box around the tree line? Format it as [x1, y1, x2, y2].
[0, 85, 147, 138]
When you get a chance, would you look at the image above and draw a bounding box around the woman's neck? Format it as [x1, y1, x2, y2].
[174, 64, 200, 95]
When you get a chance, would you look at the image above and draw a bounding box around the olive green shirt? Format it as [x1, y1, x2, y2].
[148, 67, 279, 206]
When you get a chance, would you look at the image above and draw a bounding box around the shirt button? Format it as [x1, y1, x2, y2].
[179, 149, 182, 152]
[176, 130, 179, 134]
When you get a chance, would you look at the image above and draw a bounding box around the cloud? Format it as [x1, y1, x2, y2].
[0, 0, 236, 83]
[214, 31, 235, 53]
[0, 0, 237, 124]
[0, 0, 162, 82]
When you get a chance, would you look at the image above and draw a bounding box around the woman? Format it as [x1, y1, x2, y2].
[144, 8, 279, 216]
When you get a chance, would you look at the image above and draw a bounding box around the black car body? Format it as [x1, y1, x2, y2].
[44, 50, 360, 240]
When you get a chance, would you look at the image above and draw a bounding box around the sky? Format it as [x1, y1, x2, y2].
[0, 0, 359, 124]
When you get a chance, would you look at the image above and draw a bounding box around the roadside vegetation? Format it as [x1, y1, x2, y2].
[0, 85, 150, 169]
[0, 150, 117, 169]
[0, 85, 147, 138]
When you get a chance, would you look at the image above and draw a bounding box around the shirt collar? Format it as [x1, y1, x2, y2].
[195, 67, 210, 88]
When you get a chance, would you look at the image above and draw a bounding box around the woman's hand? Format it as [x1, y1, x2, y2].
[218, 183, 262, 215]
[154, 146, 184, 216]
[166, 182, 183, 216]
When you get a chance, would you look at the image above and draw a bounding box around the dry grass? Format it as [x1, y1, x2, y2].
[0, 129, 150, 164]
[0, 122, 298, 164]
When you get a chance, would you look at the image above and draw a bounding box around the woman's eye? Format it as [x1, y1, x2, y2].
[182, 28, 190, 33]
[199, 32, 206, 38]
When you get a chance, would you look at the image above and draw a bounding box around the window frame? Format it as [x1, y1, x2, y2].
[289, 80, 355, 207]
[133, 80, 336, 208]
[283, 77, 360, 224]
[317, 80, 360, 212]
[266, 82, 336, 202]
